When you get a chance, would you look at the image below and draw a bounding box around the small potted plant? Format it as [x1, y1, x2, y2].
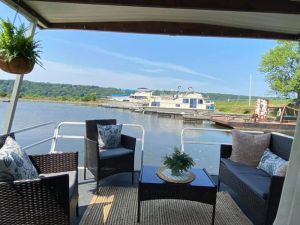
[0, 19, 42, 74]
[163, 147, 195, 176]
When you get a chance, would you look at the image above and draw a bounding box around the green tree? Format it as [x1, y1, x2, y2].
[260, 41, 300, 105]
[0, 90, 6, 97]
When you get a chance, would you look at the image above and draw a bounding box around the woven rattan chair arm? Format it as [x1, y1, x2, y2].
[85, 137, 99, 168]
[30, 152, 78, 174]
[220, 144, 232, 158]
[0, 174, 70, 224]
[265, 175, 285, 224]
[121, 134, 136, 151]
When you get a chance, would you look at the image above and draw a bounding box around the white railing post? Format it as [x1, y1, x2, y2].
[50, 122, 85, 153]
[123, 124, 145, 169]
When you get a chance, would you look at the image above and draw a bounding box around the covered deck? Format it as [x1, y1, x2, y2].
[1, 1, 300, 225]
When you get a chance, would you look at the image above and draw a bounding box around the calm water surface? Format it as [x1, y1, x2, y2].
[0, 101, 232, 174]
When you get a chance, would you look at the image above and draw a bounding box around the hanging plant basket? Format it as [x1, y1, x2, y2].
[0, 56, 34, 74]
[0, 18, 42, 75]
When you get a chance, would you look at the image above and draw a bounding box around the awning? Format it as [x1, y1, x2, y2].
[2, 0, 300, 40]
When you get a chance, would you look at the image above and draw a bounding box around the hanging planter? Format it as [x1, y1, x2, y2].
[0, 19, 42, 75]
[0, 56, 34, 74]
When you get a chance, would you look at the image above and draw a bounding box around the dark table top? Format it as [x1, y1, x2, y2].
[140, 165, 216, 188]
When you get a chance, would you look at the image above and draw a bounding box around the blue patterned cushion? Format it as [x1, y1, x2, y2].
[0, 137, 39, 181]
[257, 149, 288, 176]
[97, 124, 122, 149]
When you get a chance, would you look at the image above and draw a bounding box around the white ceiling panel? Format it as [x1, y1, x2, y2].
[24, 1, 300, 35]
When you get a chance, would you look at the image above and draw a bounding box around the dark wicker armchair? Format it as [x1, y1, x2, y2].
[84, 119, 136, 192]
[0, 133, 78, 225]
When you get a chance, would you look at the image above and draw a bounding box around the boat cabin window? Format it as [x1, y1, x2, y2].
[183, 99, 189, 103]
[198, 99, 203, 104]
[151, 102, 160, 107]
[135, 96, 147, 99]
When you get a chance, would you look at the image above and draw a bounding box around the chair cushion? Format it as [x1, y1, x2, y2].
[257, 149, 288, 176]
[221, 159, 271, 199]
[97, 124, 122, 149]
[99, 147, 133, 159]
[0, 137, 39, 182]
[231, 129, 271, 166]
[39, 171, 77, 199]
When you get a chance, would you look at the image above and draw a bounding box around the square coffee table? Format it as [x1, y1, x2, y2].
[138, 166, 217, 224]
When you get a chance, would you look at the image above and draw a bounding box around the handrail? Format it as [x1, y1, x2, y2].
[50, 122, 145, 158]
[5, 121, 55, 135]
[23, 137, 54, 151]
[123, 123, 145, 168]
[7, 122, 56, 151]
[50, 122, 85, 152]
[181, 127, 264, 152]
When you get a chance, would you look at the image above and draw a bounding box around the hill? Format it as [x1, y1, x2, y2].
[0, 80, 129, 101]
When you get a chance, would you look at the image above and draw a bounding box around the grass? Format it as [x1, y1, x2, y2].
[215, 99, 293, 114]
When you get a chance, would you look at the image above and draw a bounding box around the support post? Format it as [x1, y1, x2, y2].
[248, 74, 252, 107]
[3, 19, 37, 134]
[273, 108, 300, 225]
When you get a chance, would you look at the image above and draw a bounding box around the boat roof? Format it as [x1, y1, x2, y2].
[184, 93, 204, 98]
[2, 0, 300, 40]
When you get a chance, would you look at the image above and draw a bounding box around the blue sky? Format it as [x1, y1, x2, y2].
[0, 2, 277, 96]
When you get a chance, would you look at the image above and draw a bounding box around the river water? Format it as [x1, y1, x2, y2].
[0, 101, 232, 174]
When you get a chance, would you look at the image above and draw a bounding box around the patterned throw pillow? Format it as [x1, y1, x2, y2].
[97, 124, 123, 149]
[257, 149, 288, 176]
[0, 137, 39, 181]
[230, 130, 271, 167]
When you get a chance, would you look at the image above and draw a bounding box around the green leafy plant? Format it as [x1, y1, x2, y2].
[0, 18, 42, 67]
[163, 147, 195, 174]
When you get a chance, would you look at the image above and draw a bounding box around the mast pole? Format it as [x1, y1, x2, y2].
[249, 74, 252, 107]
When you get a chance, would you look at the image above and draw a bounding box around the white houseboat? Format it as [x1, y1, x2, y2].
[149, 92, 215, 110]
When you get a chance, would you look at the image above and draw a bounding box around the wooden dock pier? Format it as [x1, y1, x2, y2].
[210, 116, 296, 135]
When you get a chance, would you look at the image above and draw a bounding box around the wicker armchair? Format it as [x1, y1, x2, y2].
[0, 133, 78, 225]
[84, 119, 136, 193]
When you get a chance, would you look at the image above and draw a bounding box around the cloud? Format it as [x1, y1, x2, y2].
[0, 60, 207, 91]
[140, 68, 165, 73]
[93, 48, 219, 80]
[50, 38, 220, 80]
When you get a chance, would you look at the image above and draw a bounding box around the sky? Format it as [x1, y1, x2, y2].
[0, 2, 278, 96]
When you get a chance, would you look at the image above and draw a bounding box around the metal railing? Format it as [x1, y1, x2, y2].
[13, 122, 56, 151]
[181, 127, 264, 152]
[7, 121, 145, 157]
[50, 122, 86, 152]
[49, 122, 145, 154]
[123, 123, 145, 168]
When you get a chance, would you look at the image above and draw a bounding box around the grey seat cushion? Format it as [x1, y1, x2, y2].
[221, 159, 271, 199]
[39, 171, 77, 199]
[99, 147, 133, 159]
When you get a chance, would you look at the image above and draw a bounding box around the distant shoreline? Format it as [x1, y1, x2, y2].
[0, 97, 292, 115]
[0, 97, 106, 106]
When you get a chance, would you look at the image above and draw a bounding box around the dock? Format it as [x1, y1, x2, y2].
[99, 101, 296, 135]
[210, 116, 296, 135]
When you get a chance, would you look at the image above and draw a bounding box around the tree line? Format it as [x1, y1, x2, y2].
[0, 80, 130, 102]
[0, 79, 266, 102]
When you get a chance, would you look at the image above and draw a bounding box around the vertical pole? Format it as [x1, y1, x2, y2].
[248, 74, 252, 107]
[3, 19, 37, 134]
